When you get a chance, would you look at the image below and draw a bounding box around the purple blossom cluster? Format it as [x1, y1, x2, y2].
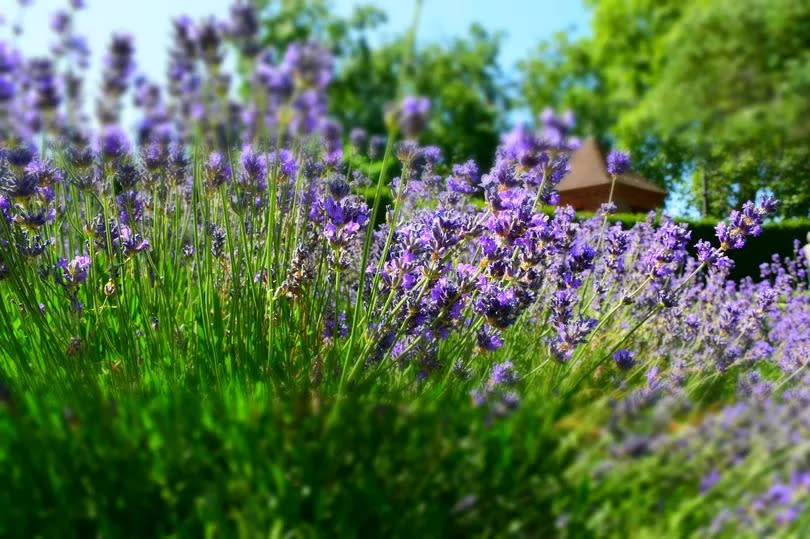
[609, 372, 810, 534]
[471, 360, 521, 421]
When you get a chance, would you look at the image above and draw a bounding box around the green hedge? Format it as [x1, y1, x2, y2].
[593, 212, 810, 281]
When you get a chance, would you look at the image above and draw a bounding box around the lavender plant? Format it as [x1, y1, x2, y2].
[0, 1, 808, 537]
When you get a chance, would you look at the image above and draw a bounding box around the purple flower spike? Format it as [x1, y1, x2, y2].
[282, 41, 334, 89]
[716, 198, 779, 251]
[98, 126, 131, 159]
[0, 76, 14, 102]
[120, 226, 150, 256]
[613, 349, 636, 370]
[58, 255, 91, 287]
[606, 150, 631, 176]
[397, 96, 430, 138]
[205, 151, 231, 190]
[490, 361, 519, 386]
[477, 325, 503, 352]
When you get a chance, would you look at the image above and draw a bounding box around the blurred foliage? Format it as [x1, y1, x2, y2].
[255, 0, 511, 168]
[0, 380, 586, 536]
[520, 0, 810, 218]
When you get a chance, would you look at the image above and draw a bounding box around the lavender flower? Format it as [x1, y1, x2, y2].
[57, 255, 90, 287]
[323, 195, 370, 249]
[475, 284, 522, 329]
[716, 198, 778, 251]
[228, 1, 260, 55]
[0, 76, 14, 103]
[368, 136, 386, 160]
[205, 151, 231, 191]
[238, 145, 267, 193]
[29, 58, 61, 111]
[606, 150, 631, 176]
[120, 226, 150, 256]
[283, 41, 334, 89]
[98, 126, 131, 159]
[50, 11, 71, 34]
[197, 19, 224, 67]
[97, 33, 135, 124]
[644, 220, 691, 279]
[397, 96, 430, 138]
[349, 128, 367, 152]
[65, 146, 95, 170]
[447, 160, 480, 194]
[477, 325, 503, 352]
[209, 224, 226, 258]
[613, 349, 636, 370]
[490, 361, 519, 386]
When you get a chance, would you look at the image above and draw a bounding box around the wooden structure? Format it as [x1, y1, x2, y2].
[557, 139, 666, 212]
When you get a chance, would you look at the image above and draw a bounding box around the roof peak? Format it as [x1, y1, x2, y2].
[557, 138, 665, 194]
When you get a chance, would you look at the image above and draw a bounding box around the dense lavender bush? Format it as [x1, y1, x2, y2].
[0, 1, 808, 536]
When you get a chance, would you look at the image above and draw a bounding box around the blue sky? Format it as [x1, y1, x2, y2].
[331, 0, 589, 70]
[7, 0, 589, 89]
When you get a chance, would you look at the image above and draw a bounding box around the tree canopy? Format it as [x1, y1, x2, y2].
[256, 0, 510, 168]
[519, 0, 810, 217]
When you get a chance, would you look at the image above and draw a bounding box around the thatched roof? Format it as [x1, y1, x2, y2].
[558, 139, 666, 195]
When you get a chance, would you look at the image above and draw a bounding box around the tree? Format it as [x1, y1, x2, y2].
[334, 23, 509, 167]
[519, 0, 810, 217]
[255, 0, 510, 168]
